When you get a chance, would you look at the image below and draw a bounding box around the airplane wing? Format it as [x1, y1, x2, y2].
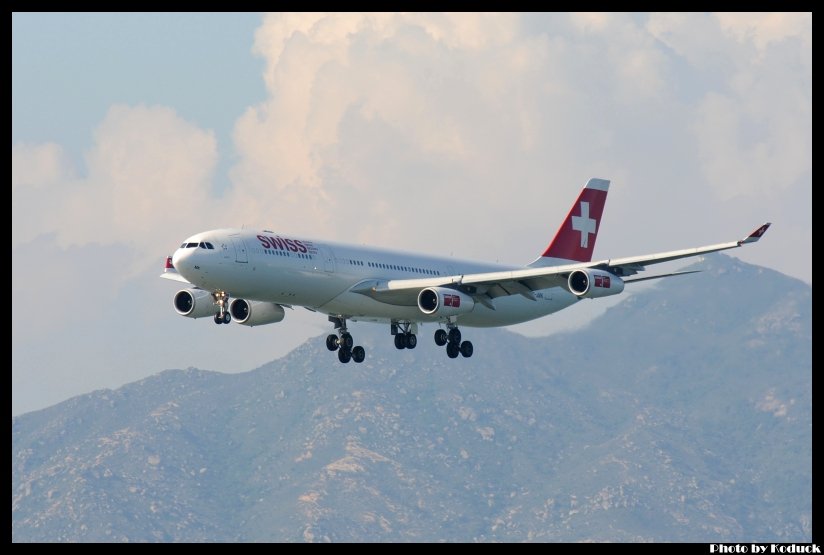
[595, 222, 772, 278]
[160, 272, 193, 285]
[351, 223, 771, 307]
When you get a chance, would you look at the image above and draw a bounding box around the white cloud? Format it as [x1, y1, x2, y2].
[715, 12, 812, 56]
[80, 105, 217, 256]
[12, 12, 811, 285]
[12, 143, 76, 247]
[11, 12, 812, 413]
[12, 142, 72, 190]
[12, 104, 218, 272]
[568, 12, 611, 33]
[230, 13, 674, 257]
[646, 13, 811, 202]
[647, 12, 732, 69]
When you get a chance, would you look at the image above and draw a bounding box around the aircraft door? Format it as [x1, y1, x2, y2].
[230, 236, 248, 263]
[319, 246, 335, 273]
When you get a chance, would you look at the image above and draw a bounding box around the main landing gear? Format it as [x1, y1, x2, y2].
[213, 291, 231, 324]
[324, 318, 472, 363]
[435, 325, 473, 359]
[326, 317, 365, 364]
[391, 322, 418, 350]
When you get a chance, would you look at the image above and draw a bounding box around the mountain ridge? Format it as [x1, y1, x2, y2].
[12, 254, 812, 542]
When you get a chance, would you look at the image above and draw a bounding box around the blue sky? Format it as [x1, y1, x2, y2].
[13, 12, 265, 194]
[12, 13, 811, 415]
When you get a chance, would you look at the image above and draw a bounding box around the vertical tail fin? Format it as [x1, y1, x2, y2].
[530, 178, 610, 266]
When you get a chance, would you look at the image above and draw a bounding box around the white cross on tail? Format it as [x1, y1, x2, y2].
[571, 201, 596, 248]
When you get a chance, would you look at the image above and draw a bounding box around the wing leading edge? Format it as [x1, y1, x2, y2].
[353, 223, 771, 307]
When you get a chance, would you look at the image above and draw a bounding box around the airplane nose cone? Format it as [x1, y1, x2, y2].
[171, 249, 183, 268]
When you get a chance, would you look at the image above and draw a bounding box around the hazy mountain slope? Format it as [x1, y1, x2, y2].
[12, 254, 811, 542]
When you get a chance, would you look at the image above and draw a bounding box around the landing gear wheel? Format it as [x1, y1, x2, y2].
[352, 346, 365, 363]
[434, 329, 448, 346]
[394, 334, 407, 349]
[326, 334, 339, 351]
[448, 328, 461, 345]
[222, 312, 231, 324]
[214, 314, 223, 325]
[460, 341, 473, 358]
[341, 333, 354, 349]
[446, 342, 460, 359]
[406, 333, 417, 349]
[338, 347, 352, 363]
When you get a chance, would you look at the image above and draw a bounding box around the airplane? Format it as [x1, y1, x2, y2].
[162, 178, 770, 363]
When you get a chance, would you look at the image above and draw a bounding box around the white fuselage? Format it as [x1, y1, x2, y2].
[171, 228, 580, 327]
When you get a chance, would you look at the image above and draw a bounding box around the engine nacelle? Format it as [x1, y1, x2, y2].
[567, 269, 624, 298]
[173, 289, 215, 318]
[417, 287, 475, 317]
[229, 299, 286, 326]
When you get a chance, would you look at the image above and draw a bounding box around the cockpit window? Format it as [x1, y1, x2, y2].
[188, 241, 216, 249]
[179, 241, 219, 250]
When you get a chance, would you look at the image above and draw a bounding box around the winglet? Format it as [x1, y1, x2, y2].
[160, 255, 191, 284]
[738, 223, 771, 245]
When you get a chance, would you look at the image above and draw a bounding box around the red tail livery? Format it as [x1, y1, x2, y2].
[540, 178, 609, 263]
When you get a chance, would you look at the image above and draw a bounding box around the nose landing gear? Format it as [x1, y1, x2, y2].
[212, 291, 231, 324]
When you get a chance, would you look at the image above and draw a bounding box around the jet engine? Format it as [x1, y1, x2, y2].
[173, 289, 215, 318]
[567, 269, 624, 298]
[229, 299, 286, 326]
[417, 287, 475, 317]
